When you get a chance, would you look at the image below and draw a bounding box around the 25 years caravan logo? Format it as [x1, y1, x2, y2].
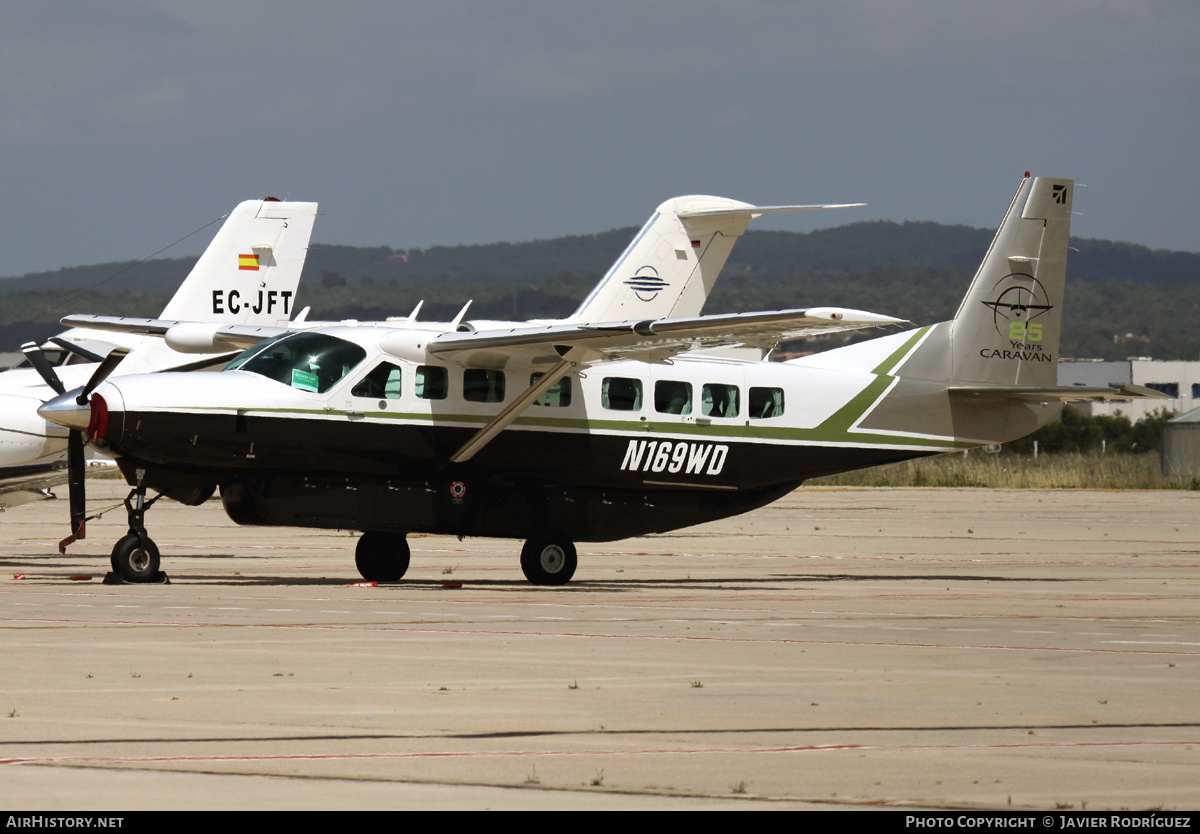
[979, 273, 1056, 362]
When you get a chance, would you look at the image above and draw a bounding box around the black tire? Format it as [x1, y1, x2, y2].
[520, 534, 577, 586]
[111, 534, 160, 583]
[355, 531, 410, 582]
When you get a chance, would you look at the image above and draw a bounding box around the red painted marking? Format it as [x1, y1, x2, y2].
[68, 576, 92, 582]
[12, 574, 24, 580]
[442, 582, 463, 589]
[348, 582, 377, 588]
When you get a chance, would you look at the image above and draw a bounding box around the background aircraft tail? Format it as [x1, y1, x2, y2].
[54, 199, 318, 376]
[159, 199, 318, 325]
[571, 196, 861, 323]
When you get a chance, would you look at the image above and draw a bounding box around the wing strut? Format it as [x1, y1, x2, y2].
[449, 356, 576, 464]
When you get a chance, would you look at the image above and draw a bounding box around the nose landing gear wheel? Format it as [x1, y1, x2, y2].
[520, 535, 577, 586]
[111, 534, 161, 583]
[355, 531, 411, 582]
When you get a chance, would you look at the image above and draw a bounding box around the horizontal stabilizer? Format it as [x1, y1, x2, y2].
[949, 384, 1171, 402]
[676, 202, 865, 219]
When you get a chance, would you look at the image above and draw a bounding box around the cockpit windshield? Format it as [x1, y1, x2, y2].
[224, 332, 367, 394]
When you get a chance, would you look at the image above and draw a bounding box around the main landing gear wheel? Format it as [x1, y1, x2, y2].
[355, 531, 410, 582]
[111, 534, 160, 583]
[106, 468, 167, 583]
[520, 534, 577, 586]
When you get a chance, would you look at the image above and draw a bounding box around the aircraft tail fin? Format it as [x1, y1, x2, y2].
[158, 199, 317, 326]
[896, 175, 1073, 387]
[570, 197, 862, 323]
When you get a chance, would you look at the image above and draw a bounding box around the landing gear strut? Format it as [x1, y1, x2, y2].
[110, 468, 166, 583]
[520, 534, 577, 586]
[355, 531, 410, 582]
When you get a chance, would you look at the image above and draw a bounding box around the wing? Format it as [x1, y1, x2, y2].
[60, 315, 289, 353]
[948, 384, 1171, 402]
[420, 307, 905, 367]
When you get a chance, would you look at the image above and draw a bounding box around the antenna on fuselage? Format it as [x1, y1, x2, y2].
[450, 300, 473, 331]
[405, 300, 424, 325]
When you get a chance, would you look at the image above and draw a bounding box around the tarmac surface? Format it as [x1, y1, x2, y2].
[1, 481, 1199, 810]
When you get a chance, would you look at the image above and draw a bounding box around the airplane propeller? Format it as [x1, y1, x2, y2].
[24, 343, 129, 550]
[20, 342, 66, 396]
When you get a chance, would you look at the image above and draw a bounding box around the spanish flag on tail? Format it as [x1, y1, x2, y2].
[238, 253, 260, 271]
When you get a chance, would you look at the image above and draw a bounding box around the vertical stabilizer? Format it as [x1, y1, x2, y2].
[571, 196, 862, 323]
[159, 199, 318, 326]
[945, 175, 1073, 386]
[885, 175, 1073, 386]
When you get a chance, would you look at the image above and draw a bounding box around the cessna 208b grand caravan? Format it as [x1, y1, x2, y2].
[23, 192, 839, 524]
[40, 175, 1161, 585]
[0, 198, 317, 513]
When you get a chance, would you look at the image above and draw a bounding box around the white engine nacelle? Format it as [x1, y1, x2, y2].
[164, 323, 225, 354]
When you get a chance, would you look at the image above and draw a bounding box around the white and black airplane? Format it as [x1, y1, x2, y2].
[39, 175, 1163, 585]
[0, 198, 317, 517]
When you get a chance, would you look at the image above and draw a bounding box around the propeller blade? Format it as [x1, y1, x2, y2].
[20, 342, 65, 396]
[68, 431, 86, 535]
[58, 430, 88, 553]
[76, 347, 130, 405]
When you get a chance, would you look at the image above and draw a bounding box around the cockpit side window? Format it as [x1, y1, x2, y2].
[352, 362, 403, 400]
[226, 332, 367, 394]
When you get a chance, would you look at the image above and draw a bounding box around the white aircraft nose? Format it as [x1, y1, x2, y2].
[37, 391, 92, 432]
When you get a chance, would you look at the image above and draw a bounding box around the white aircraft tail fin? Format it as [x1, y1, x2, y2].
[571, 196, 862, 323]
[943, 175, 1072, 387]
[159, 199, 317, 326]
[858, 175, 1073, 387]
[56, 199, 317, 376]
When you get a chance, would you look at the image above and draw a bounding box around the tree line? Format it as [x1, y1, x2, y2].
[1, 220, 1196, 360]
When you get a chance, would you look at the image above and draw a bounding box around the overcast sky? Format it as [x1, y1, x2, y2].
[1, 1, 1196, 277]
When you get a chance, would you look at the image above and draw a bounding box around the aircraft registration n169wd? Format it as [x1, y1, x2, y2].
[39, 175, 1162, 585]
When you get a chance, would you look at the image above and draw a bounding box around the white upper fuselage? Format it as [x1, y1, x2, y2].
[90, 324, 972, 464]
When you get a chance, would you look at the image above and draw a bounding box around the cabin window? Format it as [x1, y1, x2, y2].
[464, 369, 506, 403]
[415, 365, 448, 400]
[701, 383, 740, 418]
[226, 331, 366, 394]
[749, 387, 785, 419]
[530, 373, 572, 407]
[352, 362, 403, 400]
[654, 380, 692, 415]
[602, 377, 643, 411]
